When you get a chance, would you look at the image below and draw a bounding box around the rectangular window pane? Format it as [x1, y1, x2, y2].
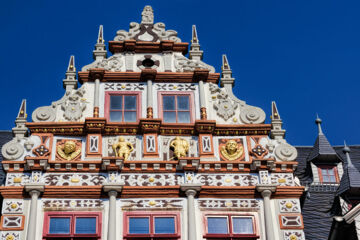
[163, 112, 176, 123]
[207, 217, 228, 234]
[75, 217, 97, 234]
[154, 217, 175, 234]
[330, 176, 336, 182]
[110, 111, 122, 122]
[124, 96, 137, 110]
[49, 217, 71, 234]
[232, 217, 254, 234]
[178, 111, 190, 123]
[177, 96, 189, 110]
[323, 175, 330, 182]
[110, 96, 123, 110]
[129, 217, 149, 234]
[124, 111, 137, 122]
[163, 96, 175, 110]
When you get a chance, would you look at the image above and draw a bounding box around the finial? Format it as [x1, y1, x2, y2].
[97, 25, 104, 44]
[315, 114, 323, 135]
[67, 55, 75, 72]
[63, 55, 78, 90]
[12, 99, 28, 138]
[192, 25, 198, 43]
[189, 25, 203, 61]
[93, 25, 107, 61]
[343, 141, 351, 153]
[220, 54, 235, 87]
[271, 101, 281, 120]
[270, 101, 286, 140]
[17, 99, 26, 119]
[141, 5, 154, 24]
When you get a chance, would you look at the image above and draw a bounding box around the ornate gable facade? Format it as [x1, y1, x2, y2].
[0, 6, 304, 240]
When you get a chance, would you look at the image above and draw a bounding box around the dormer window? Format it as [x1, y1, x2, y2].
[317, 165, 339, 183]
[105, 92, 141, 122]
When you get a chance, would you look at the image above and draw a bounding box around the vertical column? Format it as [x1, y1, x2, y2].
[181, 184, 202, 240]
[147, 79, 153, 118]
[103, 183, 123, 240]
[198, 80, 207, 119]
[256, 184, 277, 240]
[25, 183, 45, 240]
[93, 78, 100, 117]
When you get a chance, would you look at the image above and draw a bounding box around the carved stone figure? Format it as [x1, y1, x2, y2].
[214, 92, 238, 121]
[141, 5, 154, 24]
[57, 140, 81, 161]
[112, 137, 134, 161]
[170, 137, 189, 159]
[61, 92, 86, 121]
[220, 139, 244, 161]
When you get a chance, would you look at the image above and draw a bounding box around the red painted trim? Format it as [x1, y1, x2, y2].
[158, 91, 195, 123]
[143, 133, 159, 158]
[86, 134, 102, 157]
[317, 165, 339, 183]
[123, 211, 180, 239]
[0, 215, 25, 230]
[199, 134, 215, 157]
[43, 211, 102, 238]
[278, 213, 304, 230]
[105, 91, 142, 123]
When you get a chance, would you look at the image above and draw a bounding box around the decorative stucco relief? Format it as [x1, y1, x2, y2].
[120, 174, 184, 186]
[121, 199, 183, 209]
[213, 91, 238, 121]
[6, 173, 30, 187]
[42, 199, 104, 209]
[82, 54, 124, 72]
[283, 231, 305, 240]
[174, 54, 215, 73]
[239, 106, 266, 124]
[190, 173, 259, 187]
[2, 200, 24, 214]
[155, 83, 196, 91]
[274, 142, 298, 162]
[279, 200, 301, 213]
[43, 173, 106, 186]
[270, 173, 294, 186]
[198, 199, 260, 209]
[32, 86, 88, 122]
[104, 83, 145, 91]
[1, 140, 24, 160]
[0, 232, 21, 240]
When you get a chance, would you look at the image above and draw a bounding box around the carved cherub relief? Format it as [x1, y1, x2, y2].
[219, 139, 244, 161]
[56, 140, 82, 161]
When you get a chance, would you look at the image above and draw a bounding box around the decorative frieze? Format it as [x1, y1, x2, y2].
[279, 200, 301, 213]
[270, 173, 294, 186]
[0, 232, 21, 240]
[121, 199, 183, 209]
[120, 174, 183, 186]
[283, 231, 305, 240]
[155, 83, 196, 91]
[198, 199, 260, 209]
[42, 199, 104, 209]
[191, 173, 259, 186]
[279, 214, 304, 229]
[0, 215, 24, 230]
[6, 173, 30, 187]
[2, 200, 24, 214]
[43, 173, 106, 186]
[104, 83, 145, 91]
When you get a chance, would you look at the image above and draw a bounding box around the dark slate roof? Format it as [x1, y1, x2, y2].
[301, 190, 337, 240]
[307, 133, 339, 162]
[294, 146, 313, 183]
[0, 131, 13, 185]
[334, 146, 360, 196]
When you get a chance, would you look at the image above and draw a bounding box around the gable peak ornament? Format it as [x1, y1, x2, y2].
[141, 5, 154, 24]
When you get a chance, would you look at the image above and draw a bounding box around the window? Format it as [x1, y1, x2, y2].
[43, 212, 101, 240]
[318, 165, 339, 183]
[159, 92, 194, 123]
[204, 214, 258, 240]
[124, 212, 180, 239]
[105, 92, 140, 122]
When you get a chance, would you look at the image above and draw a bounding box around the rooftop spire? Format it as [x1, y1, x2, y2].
[63, 55, 78, 91]
[93, 25, 107, 61]
[12, 99, 28, 138]
[220, 54, 235, 87]
[141, 5, 154, 24]
[270, 101, 286, 140]
[189, 25, 203, 61]
[315, 114, 323, 135]
[343, 141, 353, 166]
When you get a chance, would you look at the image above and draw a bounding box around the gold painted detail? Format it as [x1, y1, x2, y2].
[10, 203, 18, 209]
[57, 140, 81, 161]
[220, 140, 243, 161]
[225, 178, 232, 183]
[13, 177, 22, 183]
[170, 137, 189, 160]
[6, 235, 14, 240]
[112, 137, 134, 161]
[286, 202, 293, 208]
[290, 235, 297, 240]
[149, 177, 155, 182]
[149, 200, 156, 206]
[225, 201, 233, 207]
[71, 177, 80, 183]
[278, 178, 286, 183]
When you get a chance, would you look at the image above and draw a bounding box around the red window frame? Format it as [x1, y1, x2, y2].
[105, 91, 141, 123]
[123, 211, 180, 239]
[43, 212, 102, 239]
[317, 165, 339, 183]
[203, 213, 259, 240]
[158, 91, 195, 123]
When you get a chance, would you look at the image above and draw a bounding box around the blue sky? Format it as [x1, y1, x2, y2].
[0, 0, 359, 146]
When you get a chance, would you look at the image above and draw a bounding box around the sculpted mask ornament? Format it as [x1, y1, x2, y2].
[220, 139, 244, 161]
[112, 137, 134, 161]
[61, 90, 87, 121]
[213, 92, 238, 121]
[57, 140, 81, 161]
[170, 137, 189, 159]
